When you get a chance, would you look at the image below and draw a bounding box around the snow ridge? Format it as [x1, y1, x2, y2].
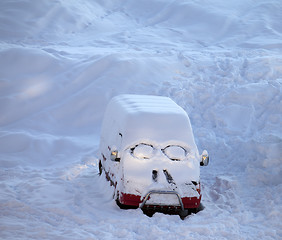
[0, 0, 281, 239]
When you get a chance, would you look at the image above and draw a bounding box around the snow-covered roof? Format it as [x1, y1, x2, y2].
[102, 94, 198, 151]
[111, 94, 186, 115]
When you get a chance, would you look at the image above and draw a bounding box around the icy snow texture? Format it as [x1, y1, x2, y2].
[0, 0, 281, 239]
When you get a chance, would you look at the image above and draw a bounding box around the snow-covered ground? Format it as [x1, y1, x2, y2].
[0, 0, 281, 239]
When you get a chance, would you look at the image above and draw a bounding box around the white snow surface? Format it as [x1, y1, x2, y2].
[0, 0, 281, 239]
[100, 94, 198, 151]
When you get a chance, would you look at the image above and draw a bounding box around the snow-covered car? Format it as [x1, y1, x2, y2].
[99, 94, 209, 217]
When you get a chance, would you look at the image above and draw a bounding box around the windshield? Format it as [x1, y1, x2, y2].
[130, 143, 189, 161]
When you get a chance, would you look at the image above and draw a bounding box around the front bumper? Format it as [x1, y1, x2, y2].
[119, 191, 201, 209]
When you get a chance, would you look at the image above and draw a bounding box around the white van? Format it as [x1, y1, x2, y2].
[99, 94, 209, 217]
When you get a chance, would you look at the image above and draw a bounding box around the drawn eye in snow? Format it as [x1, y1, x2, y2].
[162, 145, 187, 161]
[131, 143, 155, 159]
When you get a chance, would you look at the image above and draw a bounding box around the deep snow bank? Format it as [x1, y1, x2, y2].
[0, 0, 281, 239]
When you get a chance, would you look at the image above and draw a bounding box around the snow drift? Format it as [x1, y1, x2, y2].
[0, 0, 281, 239]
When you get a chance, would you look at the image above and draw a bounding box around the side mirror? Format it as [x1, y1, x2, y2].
[200, 150, 209, 166]
[110, 150, 120, 162]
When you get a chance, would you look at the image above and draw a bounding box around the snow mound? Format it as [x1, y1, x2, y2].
[0, 0, 281, 239]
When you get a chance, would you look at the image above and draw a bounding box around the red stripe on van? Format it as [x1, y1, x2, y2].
[120, 192, 201, 209]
